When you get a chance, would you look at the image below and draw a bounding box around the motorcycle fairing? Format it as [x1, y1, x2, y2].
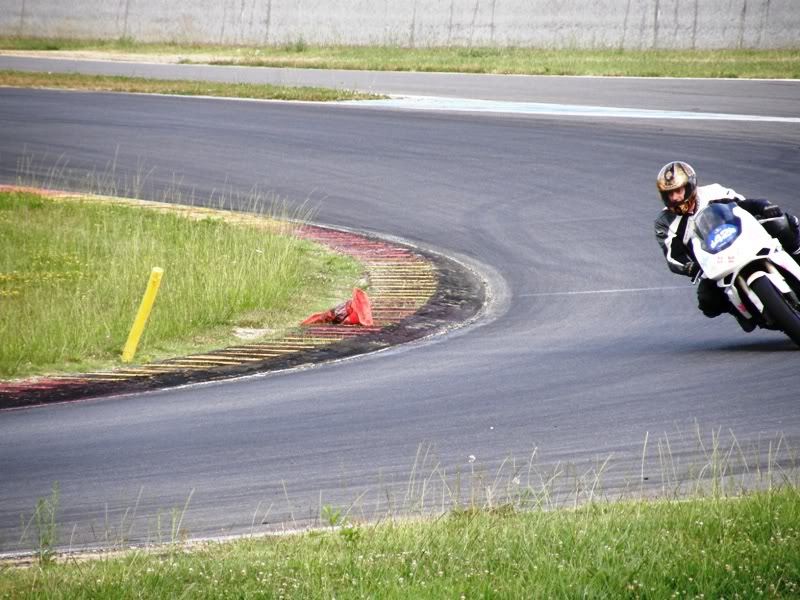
[691, 204, 800, 325]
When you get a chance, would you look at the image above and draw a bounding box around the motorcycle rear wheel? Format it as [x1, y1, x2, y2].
[750, 276, 800, 347]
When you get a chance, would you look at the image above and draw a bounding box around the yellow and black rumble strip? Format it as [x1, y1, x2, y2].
[0, 191, 485, 409]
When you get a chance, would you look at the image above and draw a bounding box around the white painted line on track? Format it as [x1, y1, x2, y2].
[520, 285, 691, 297]
[341, 95, 800, 123]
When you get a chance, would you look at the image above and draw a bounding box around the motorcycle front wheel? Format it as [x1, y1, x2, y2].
[750, 276, 800, 347]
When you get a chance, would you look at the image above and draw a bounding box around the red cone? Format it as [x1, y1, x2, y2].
[301, 288, 373, 326]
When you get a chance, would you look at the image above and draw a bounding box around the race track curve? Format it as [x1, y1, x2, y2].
[0, 69, 798, 552]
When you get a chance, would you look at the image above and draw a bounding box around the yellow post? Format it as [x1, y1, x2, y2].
[122, 267, 164, 363]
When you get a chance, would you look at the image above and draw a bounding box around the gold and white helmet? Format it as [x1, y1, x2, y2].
[657, 161, 698, 215]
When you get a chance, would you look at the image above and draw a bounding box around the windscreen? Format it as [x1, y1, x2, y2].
[693, 202, 741, 254]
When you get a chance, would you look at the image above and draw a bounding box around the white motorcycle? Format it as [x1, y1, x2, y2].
[691, 202, 800, 347]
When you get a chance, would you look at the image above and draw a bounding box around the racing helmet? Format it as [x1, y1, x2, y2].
[657, 161, 698, 215]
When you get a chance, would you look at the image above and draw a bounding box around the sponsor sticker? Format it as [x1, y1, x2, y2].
[707, 224, 739, 252]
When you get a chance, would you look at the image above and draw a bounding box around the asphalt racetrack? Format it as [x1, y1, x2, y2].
[0, 61, 798, 552]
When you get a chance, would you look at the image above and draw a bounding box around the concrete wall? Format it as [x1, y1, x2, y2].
[1, 0, 797, 49]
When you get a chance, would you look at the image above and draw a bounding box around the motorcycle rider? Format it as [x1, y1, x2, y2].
[654, 160, 800, 331]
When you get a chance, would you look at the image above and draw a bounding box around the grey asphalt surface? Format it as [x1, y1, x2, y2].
[0, 61, 799, 552]
[2, 54, 800, 116]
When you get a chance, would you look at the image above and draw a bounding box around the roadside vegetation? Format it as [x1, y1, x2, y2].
[0, 190, 362, 379]
[1, 37, 799, 78]
[204, 46, 800, 79]
[2, 485, 798, 598]
[0, 70, 381, 101]
[2, 430, 797, 597]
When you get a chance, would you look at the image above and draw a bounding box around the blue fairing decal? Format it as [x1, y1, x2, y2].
[707, 223, 739, 253]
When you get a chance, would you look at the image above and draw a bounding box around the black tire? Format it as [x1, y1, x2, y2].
[750, 276, 800, 347]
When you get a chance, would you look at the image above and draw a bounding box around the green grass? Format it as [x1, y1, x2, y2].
[1, 486, 798, 598]
[204, 46, 800, 79]
[1, 37, 799, 78]
[0, 190, 363, 378]
[0, 70, 381, 101]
